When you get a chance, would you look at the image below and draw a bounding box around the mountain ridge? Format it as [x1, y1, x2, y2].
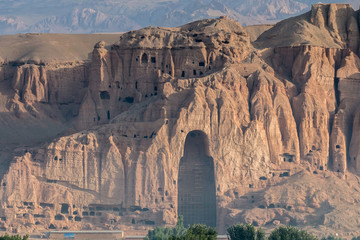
[0, 0, 358, 34]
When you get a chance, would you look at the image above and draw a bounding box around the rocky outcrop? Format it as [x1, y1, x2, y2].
[0, 7, 359, 237]
[256, 4, 360, 54]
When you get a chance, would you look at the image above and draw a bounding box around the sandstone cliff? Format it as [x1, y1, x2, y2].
[0, 4, 359, 238]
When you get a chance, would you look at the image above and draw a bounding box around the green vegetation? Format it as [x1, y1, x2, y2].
[146, 218, 360, 240]
[145, 215, 187, 240]
[321, 235, 360, 240]
[268, 226, 317, 240]
[227, 223, 265, 240]
[181, 224, 217, 240]
[145, 216, 217, 240]
[0, 234, 28, 240]
[321, 236, 343, 240]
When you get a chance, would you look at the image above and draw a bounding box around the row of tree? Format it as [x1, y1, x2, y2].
[0, 235, 28, 240]
[145, 217, 360, 240]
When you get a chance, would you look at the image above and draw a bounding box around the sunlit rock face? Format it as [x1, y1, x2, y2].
[0, 5, 359, 236]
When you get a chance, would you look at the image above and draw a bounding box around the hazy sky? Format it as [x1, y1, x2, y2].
[0, 0, 358, 34]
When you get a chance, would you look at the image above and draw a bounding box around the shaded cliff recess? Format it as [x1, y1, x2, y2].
[0, 4, 359, 238]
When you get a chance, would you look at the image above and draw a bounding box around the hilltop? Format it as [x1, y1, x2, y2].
[0, 4, 359, 239]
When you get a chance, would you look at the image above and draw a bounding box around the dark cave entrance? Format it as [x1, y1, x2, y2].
[178, 130, 216, 227]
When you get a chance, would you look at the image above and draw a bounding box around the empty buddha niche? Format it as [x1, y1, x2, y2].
[178, 130, 216, 227]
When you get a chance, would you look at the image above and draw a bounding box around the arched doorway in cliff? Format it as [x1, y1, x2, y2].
[178, 130, 216, 227]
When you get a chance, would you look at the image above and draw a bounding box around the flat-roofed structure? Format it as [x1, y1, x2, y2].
[45, 230, 124, 239]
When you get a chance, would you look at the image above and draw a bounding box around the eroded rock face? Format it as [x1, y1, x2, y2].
[0, 6, 359, 236]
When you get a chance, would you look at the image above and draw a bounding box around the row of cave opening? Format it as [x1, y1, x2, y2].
[138, 53, 211, 78]
[10, 130, 294, 229]
[11, 130, 320, 229]
[138, 53, 207, 67]
[4, 131, 216, 228]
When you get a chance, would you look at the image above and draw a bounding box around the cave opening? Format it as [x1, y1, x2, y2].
[100, 91, 110, 100]
[178, 130, 216, 227]
[141, 53, 148, 64]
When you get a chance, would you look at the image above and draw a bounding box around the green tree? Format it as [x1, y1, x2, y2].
[321, 236, 343, 240]
[351, 237, 360, 240]
[145, 215, 187, 240]
[0, 234, 29, 240]
[227, 223, 265, 240]
[182, 224, 217, 240]
[268, 226, 318, 240]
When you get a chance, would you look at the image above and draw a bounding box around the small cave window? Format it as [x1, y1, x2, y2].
[181, 71, 185, 77]
[193, 70, 197, 76]
[107, 111, 110, 120]
[54, 214, 64, 221]
[135, 81, 138, 89]
[151, 57, 156, 63]
[123, 97, 134, 103]
[199, 71, 203, 76]
[61, 204, 69, 214]
[100, 91, 110, 100]
[199, 62, 205, 67]
[154, 86, 158, 91]
[49, 224, 56, 229]
[141, 53, 148, 64]
[336, 145, 340, 149]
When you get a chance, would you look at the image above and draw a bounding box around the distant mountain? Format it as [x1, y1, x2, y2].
[30, 8, 140, 33]
[0, 16, 27, 34]
[0, 0, 357, 34]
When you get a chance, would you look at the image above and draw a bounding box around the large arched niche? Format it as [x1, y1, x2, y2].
[178, 130, 216, 227]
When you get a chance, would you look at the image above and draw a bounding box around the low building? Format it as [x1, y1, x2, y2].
[45, 230, 124, 239]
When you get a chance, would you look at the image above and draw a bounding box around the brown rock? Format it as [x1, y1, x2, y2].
[0, 11, 359, 237]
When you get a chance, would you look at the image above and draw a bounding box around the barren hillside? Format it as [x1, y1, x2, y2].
[0, 4, 359, 239]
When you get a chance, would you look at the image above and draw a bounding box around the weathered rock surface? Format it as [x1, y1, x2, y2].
[0, 4, 359, 238]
